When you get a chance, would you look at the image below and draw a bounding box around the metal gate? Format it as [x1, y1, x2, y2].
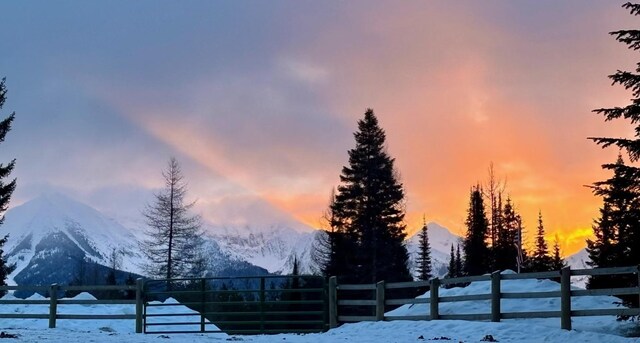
[142, 275, 328, 334]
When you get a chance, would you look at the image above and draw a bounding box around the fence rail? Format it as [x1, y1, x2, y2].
[0, 280, 145, 333]
[328, 265, 640, 330]
[142, 275, 327, 335]
[2, 266, 639, 335]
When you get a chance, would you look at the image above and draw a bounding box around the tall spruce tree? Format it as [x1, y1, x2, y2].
[0, 78, 16, 297]
[588, 2, 640, 296]
[140, 158, 205, 283]
[586, 202, 617, 274]
[489, 192, 505, 271]
[529, 211, 553, 272]
[493, 197, 520, 272]
[329, 109, 411, 283]
[591, 2, 640, 162]
[313, 189, 350, 277]
[551, 236, 566, 271]
[416, 217, 432, 281]
[447, 244, 456, 278]
[484, 163, 505, 252]
[462, 185, 490, 276]
[455, 245, 463, 276]
[586, 155, 639, 304]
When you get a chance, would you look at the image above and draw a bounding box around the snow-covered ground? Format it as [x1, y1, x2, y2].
[387, 270, 639, 337]
[2, 317, 638, 342]
[1, 274, 639, 342]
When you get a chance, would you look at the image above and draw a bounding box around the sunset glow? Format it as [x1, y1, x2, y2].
[1, 1, 638, 256]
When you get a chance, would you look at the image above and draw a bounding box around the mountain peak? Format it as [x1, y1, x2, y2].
[2, 192, 141, 283]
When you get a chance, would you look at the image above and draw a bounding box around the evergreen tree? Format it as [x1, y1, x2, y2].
[290, 256, 300, 291]
[493, 197, 521, 272]
[312, 189, 355, 278]
[447, 244, 456, 278]
[105, 270, 116, 286]
[282, 256, 302, 305]
[489, 193, 505, 270]
[0, 78, 16, 297]
[586, 202, 617, 272]
[588, 3, 640, 307]
[123, 274, 136, 300]
[416, 217, 432, 281]
[329, 109, 411, 283]
[591, 3, 640, 162]
[529, 211, 553, 272]
[586, 155, 639, 305]
[484, 163, 505, 251]
[551, 236, 566, 271]
[455, 245, 463, 276]
[140, 158, 205, 283]
[463, 185, 490, 276]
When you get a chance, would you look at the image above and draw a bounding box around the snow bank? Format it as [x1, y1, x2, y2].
[1, 276, 638, 342]
[4, 319, 639, 342]
[0, 293, 220, 334]
[387, 270, 638, 336]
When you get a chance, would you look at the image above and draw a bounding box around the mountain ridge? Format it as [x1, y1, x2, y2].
[0, 193, 590, 286]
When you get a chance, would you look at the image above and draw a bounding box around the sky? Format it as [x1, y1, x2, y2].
[0, 1, 637, 255]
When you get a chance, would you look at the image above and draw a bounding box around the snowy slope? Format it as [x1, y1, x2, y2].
[2, 193, 143, 284]
[208, 221, 463, 277]
[567, 248, 591, 288]
[0, 193, 286, 286]
[3, 320, 638, 342]
[0, 292, 219, 334]
[0, 193, 272, 286]
[387, 270, 638, 337]
[405, 222, 462, 278]
[207, 225, 317, 275]
[1, 285, 638, 342]
[206, 221, 465, 277]
[1, 192, 593, 287]
[567, 248, 591, 270]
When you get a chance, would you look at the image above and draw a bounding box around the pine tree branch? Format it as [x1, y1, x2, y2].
[608, 70, 640, 97]
[588, 137, 640, 162]
[622, 2, 640, 15]
[592, 103, 640, 123]
[610, 29, 640, 50]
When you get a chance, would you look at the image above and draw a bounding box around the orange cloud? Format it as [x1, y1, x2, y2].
[90, 2, 638, 257]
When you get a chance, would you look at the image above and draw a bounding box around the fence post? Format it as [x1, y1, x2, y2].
[135, 278, 144, 334]
[259, 277, 266, 333]
[637, 265, 640, 312]
[200, 278, 206, 332]
[491, 271, 501, 322]
[560, 266, 572, 330]
[328, 276, 337, 329]
[48, 283, 58, 329]
[430, 278, 439, 320]
[376, 281, 385, 321]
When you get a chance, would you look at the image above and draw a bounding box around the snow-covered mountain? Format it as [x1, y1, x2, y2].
[566, 248, 591, 288]
[3, 193, 143, 285]
[0, 193, 466, 284]
[206, 221, 464, 278]
[1, 193, 269, 286]
[207, 225, 318, 275]
[0, 192, 593, 288]
[405, 222, 463, 278]
[567, 248, 590, 270]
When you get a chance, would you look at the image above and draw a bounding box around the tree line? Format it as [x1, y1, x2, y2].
[449, 170, 565, 280]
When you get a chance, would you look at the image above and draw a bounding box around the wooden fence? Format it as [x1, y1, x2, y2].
[2, 266, 639, 335]
[0, 280, 145, 333]
[142, 275, 327, 335]
[328, 266, 640, 330]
